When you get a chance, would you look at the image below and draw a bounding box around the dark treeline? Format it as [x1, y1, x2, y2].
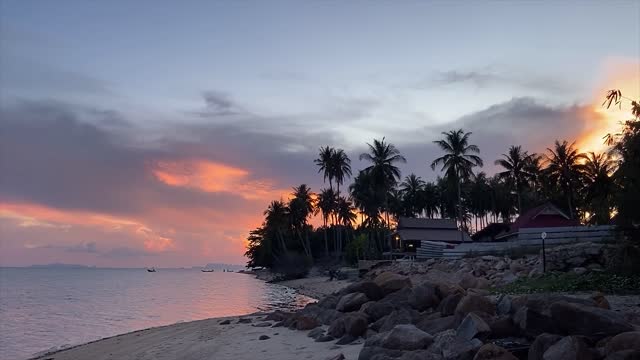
[245, 90, 640, 274]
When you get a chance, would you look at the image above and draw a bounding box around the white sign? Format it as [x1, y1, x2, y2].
[541, 232, 547, 240]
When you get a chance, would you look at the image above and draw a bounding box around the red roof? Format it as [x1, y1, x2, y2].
[509, 203, 579, 233]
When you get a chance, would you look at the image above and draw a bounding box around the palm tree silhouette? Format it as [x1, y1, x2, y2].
[399, 174, 426, 217]
[582, 152, 616, 224]
[495, 145, 534, 215]
[543, 140, 585, 219]
[316, 188, 337, 256]
[431, 129, 483, 229]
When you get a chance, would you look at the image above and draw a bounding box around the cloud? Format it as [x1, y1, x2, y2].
[429, 68, 571, 93]
[101, 247, 158, 258]
[195, 91, 244, 117]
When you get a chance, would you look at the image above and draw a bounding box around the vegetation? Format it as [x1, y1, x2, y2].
[245, 89, 640, 274]
[496, 271, 640, 295]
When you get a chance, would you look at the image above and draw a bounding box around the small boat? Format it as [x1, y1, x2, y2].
[201, 269, 215, 273]
[147, 268, 156, 272]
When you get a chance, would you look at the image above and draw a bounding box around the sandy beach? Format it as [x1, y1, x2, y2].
[31, 313, 363, 360]
[276, 276, 353, 299]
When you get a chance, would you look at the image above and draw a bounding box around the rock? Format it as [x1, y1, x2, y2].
[254, 321, 272, 327]
[316, 335, 335, 342]
[308, 327, 325, 339]
[372, 308, 418, 333]
[513, 307, 557, 338]
[467, 288, 491, 297]
[455, 295, 496, 318]
[328, 317, 347, 338]
[258, 335, 270, 340]
[431, 329, 483, 360]
[380, 287, 412, 308]
[473, 343, 518, 360]
[605, 350, 640, 360]
[318, 309, 343, 325]
[529, 333, 563, 360]
[326, 354, 346, 360]
[500, 273, 518, 285]
[295, 315, 320, 330]
[219, 319, 231, 325]
[459, 274, 487, 290]
[591, 292, 611, 310]
[374, 272, 412, 295]
[550, 301, 634, 337]
[416, 315, 458, 334]
[343, 313, 369, 337]
[488, 316, 519, 339]
[336, 334, 358, 345]
[379, 324, 434, 350]
[337, 292, 370, 312]
[457, 313, 491, 341]
[318, 295, 341, 309]
[238, 318, 252, 324]
[342, 281, 384, 301]
[435, 282, 465, 299]
[409, 282, 440, 311]
[496, 295, 512, 316]
[272, 320, 285, 327]
[438, 293, 465, 316]
[495, 260, 508, 271]
[264, 310, 290, 321]
[361, 301, 394, 322]
[572, 267, 588, 275]
[398, 350, 443, 360]
[605, 332, 640, 355]
[542, 336, 595, 360]
[357, 346, 403, 360]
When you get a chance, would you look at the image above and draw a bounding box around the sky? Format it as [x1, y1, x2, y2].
[1, 1, 639, 267]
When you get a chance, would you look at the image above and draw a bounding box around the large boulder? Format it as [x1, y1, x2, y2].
[372, 308, 419, 333]
[374, 272, 412, 295]
[342, 281, 384, 301]
[295, 315, 320, 330]
[488, 316, 519, 339]
[337, 292, 369, 312]
[317, 308, 342, 325]
[529, 333, 563, 360]
[605, 350, 640, 360]
[344, 313, 369, 337]
[457, 313, 491, 341]
[408, 282, 440, 311]
[360, 301, 395, 322]
[378, 324, 434, 350]
[430, 329, 483, 360]
[455, 295, 496, 318]
[513, 307, 558, 338]
[459, 274, 489, 290]
[380, 287, 413, 308]
[317, 294, 340, 309]
[357, 346, 403, 360]
[473, 343, 518, 360]
[542, 336, 596, 360]
[438, 293, 465, 316]
[496, 295, 512, 316]
[550, 301, 634, 337]
[605, 332, 640, 355]
[416, 315, 458, 334]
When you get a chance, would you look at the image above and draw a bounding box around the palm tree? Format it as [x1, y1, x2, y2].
[359, 138, 406, 252]
[582, 152, 617, 224]
[495, 145, 534, 214]
[399, 174, 426, 217]
[337, 196, 358, 250]
[315, 146, 335, 190]
[316, 188, 337, 256]
[431, 129, 483, 228]
[331, 148, 351, 258]
[288, 184, 315, 257]
[543, 140, 586, 219]
[422, 182, 440, 219]
[264, 200, 289, 252]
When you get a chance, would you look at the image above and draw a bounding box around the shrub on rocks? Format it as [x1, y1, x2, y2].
[549, 301, 634, 337]
[337, 292, 369, 312]
[374, 272, 412, 295]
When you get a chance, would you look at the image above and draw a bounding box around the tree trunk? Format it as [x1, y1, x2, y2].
[323, 217, 328, 257]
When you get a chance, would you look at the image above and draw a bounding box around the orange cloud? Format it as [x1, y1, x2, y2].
[152, 159, 285, 200]
[577, 59, 640, 153]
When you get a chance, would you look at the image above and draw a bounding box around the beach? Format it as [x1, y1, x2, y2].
[31, 313, 363, 360]
[29, 275, 355, 360]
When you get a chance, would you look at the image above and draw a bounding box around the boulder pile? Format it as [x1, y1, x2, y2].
[266, 270, 640, 360]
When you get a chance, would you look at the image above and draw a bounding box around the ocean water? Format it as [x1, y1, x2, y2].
[0, 268, 315, 360]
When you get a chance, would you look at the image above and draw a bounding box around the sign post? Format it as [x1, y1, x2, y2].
[541, 232, 547, 273]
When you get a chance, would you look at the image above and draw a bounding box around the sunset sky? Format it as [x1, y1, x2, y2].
[1, 1, 639, 267]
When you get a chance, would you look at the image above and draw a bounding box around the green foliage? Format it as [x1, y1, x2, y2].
[345, 234, 368, 264]
[496, 271, 640, 295]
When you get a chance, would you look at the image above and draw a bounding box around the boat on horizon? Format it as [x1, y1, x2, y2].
[201, 269, 214, 272]
[147, 268, 156, 272]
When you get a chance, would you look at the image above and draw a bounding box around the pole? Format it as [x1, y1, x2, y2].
[541, 232, 547, 273]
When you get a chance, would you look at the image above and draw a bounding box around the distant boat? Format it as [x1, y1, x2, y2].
[201, 269, 214, 273]
[147, 268, 156, 272]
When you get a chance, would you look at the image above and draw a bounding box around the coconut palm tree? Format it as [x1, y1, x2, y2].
[315, 146, 335, 190]
[399, 174, 426, 217]
[331, 148, 351, 257]
[288, 184, 315, 257]
[316, 188, 337, 256]
[543, 140, 586, 219]
[337, 196, 358, 251]
[264, 200, 289, 252]
[423, 182, 440, 219]
[431, 129, 483, 227]
[495, 145, 534, 215]
[359, 138, 406, 252]
[582, 152, 617, 224]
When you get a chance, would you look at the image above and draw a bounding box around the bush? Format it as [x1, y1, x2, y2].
[495, 271, 640, 295]
[272, 251, 312, 280]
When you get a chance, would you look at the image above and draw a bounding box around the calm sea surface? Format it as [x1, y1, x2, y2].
[0, 268, 315, 360]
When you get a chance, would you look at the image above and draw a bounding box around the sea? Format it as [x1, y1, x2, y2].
[0, 268, 315, 360]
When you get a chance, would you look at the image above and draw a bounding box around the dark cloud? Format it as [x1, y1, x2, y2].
[196, 91, 243, 117]
[100, 247, 158, 258]
[429, 68, 571, 93]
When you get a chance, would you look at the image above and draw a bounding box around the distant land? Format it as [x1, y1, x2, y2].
[28, 263, 95, 269]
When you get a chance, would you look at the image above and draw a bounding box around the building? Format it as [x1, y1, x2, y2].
[495, 202, 580, 241]
[394, 217, 472, 253]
